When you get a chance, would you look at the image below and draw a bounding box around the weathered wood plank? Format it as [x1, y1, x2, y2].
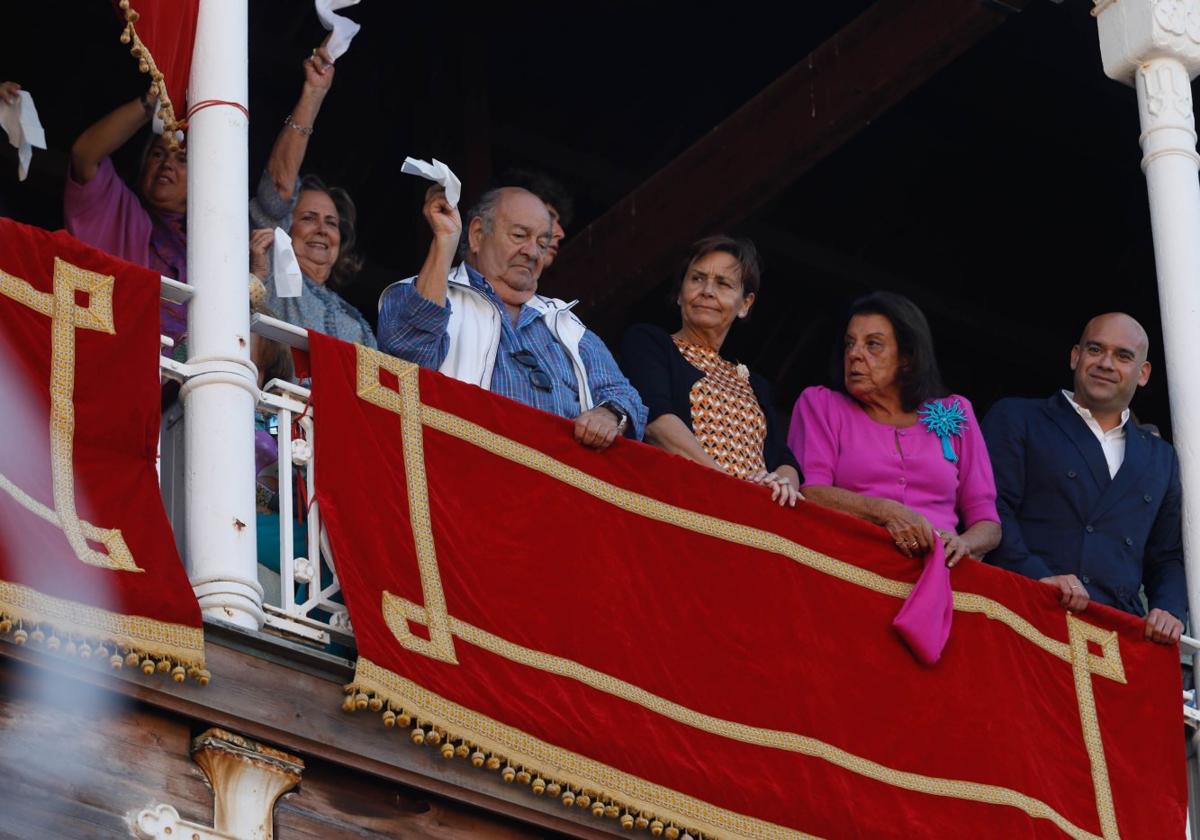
[0, 663, 211, 838]
[0, 633, 619, 838]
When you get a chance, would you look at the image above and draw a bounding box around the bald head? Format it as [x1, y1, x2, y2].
[1070, 312, 1152, 420]
[1079, 313, 1149, 362]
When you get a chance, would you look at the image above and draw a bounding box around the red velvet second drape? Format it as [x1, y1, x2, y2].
[312, 332, 1185, 839]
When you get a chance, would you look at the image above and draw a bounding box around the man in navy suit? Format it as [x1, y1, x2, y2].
[982, 313, 1185, 644]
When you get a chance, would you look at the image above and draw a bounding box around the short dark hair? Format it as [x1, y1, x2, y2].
[832, 291, 948, 413]
[671, 235, 762, 302]
[298, 174, 363, 289]
[496, 168, 574, 229]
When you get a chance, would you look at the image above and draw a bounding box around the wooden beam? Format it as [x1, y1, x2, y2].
[552, 0, 1026, 319]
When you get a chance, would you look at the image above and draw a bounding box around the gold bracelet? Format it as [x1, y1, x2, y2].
[283, 113, 313, 137]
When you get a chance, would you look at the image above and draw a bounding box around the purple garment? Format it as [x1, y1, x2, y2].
[64, 156, 188, 344]
[254, 427, 278, 477]
[788, 386, 999, 664]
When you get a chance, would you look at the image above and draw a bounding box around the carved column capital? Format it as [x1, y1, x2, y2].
[1095, 0, 1200, 85]
[190, 728, 304, 840]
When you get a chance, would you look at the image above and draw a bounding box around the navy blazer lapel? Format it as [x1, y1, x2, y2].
[1092, 422, 1150, 519]
[1043, 393, 1111, 491]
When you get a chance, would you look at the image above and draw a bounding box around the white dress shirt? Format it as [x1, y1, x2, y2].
[1062, 390, 1129, 479]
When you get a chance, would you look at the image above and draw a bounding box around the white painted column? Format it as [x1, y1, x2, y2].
[1096, 0, 1200, 626]
[182, 0, 263, 628]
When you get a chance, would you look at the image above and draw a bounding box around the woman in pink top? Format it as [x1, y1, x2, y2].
[787, 292, 1000, 663]
[63, 40, 339, 348]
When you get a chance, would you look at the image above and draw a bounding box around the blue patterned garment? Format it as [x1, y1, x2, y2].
[378, 265, 646, 439]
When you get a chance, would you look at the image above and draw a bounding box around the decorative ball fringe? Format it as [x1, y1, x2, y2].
[348, 683, 683, 838]
[117, 1, 185, 151]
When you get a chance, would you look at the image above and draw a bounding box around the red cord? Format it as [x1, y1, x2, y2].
[181, 98, 249, 129]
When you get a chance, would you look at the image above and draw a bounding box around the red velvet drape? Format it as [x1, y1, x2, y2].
[0, 218, 203, 674]
[312, 333, 1185, 839]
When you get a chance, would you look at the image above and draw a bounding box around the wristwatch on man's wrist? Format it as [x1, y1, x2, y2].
[596, 400, 630, 435]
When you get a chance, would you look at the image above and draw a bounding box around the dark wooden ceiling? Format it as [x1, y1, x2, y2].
[0, 0, 1180, 435]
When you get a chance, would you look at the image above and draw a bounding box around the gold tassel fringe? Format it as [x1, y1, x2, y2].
[118, 0, 185, 148]
[0, 609, 208, 685]
[343, 684, 707, 839]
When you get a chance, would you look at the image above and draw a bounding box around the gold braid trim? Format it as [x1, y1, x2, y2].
[117, 0, 184, 148]
[348, 657, 794, 840]
[0, 579, 208, 684]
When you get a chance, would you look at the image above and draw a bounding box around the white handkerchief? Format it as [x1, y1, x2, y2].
[273, 226, 303, 298]
[315, 0, 361, 61]
[400, 157, 462, 208]
[0, 91, 47, 181]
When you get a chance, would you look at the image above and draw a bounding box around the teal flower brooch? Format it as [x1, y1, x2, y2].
[919, 399, 967, 463]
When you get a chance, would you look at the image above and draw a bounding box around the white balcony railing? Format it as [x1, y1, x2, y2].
[156, 280, 350, 648]
[255, 376, 351, 646]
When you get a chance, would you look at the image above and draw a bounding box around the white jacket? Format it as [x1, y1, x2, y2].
[381, 263, 595, 411]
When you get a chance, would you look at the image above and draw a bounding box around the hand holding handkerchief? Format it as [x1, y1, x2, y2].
[0, 89, 46, 182]
[315, 0, 361, 62]
[273, 227, 304, 298]
[400, 157, 462, 208]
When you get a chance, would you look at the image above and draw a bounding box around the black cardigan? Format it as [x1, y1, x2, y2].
[619, 323, 801, 477]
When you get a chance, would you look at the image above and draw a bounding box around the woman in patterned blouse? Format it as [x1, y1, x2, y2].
[620, 236, 802, 506]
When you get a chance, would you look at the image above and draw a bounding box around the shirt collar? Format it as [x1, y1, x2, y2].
[1062, 390, 1130, 432]
[463, 262, 489, 290]
[463, 262, 542, 328]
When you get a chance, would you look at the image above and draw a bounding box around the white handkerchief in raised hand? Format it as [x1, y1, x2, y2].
[315, 0, 361, 62]
[0, 91, 47, 181]
[273, 226, 303, 299]
[400, 157, 462, 208]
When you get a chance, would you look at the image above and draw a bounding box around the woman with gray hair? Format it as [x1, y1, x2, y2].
[246, 41, 375, 347]
[249, 173, 376, 347]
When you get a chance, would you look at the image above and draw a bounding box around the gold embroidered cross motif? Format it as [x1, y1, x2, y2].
[355, 345, 457, 664]
[0, 257, 142, 573]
